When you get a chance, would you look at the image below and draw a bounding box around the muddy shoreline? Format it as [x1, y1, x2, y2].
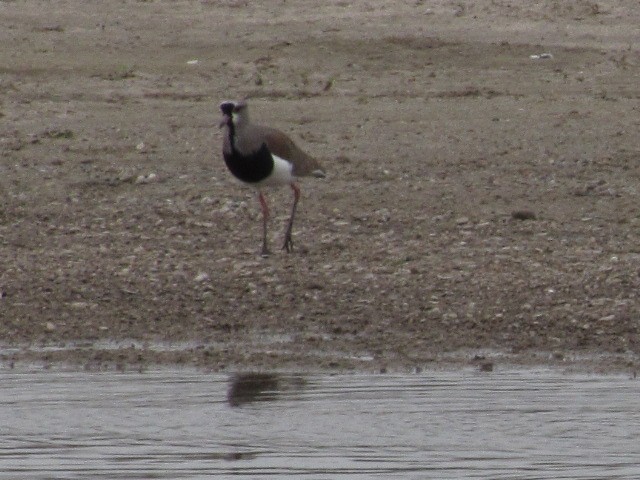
[2, 1, 640, 374]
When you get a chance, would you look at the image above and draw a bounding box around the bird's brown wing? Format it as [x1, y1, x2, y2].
[262, 127, 325, 178]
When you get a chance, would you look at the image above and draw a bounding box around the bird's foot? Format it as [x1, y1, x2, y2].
[282, 234, 294, 253]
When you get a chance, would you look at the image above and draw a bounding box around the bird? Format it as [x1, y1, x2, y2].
[219, 100, 325, 256]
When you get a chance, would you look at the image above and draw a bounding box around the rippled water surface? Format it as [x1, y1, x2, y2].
[2, 368, 639, 479]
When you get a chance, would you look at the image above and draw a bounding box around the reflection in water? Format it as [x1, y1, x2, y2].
[1, 369, 639, 479]
[227, 373, 280, 406]
[227, 373, 306, 407]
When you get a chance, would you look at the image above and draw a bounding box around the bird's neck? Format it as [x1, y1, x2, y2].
[226, 121, 238, 152]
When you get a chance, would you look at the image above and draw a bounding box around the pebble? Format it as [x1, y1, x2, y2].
[530, 53, 554, 60]
[194, 272, 210, 282]
[70, 301, 90, 309]
[135, 173, 158, 184]
[511, 210, 536, 220]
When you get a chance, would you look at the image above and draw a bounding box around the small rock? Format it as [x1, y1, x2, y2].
[45, 322, 56, 332]
[70, 301, 90, 309]
[135, 173, 158, 184]
[530, 53, 553, 60]
[194, 272, 210, 282]
[511, 210, 536, 221]
[455, 216, 470, 225]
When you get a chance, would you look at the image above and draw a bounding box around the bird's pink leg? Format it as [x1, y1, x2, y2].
[282, 183, 300, 253]
[258, 191, 270, 256]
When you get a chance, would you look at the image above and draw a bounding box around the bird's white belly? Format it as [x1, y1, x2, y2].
[257, 154, 294, 187]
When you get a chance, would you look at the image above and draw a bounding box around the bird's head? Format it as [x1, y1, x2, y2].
[219, 100, 249, 128]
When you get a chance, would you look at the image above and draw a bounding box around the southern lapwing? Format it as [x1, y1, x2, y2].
[219, 100, 325, 256]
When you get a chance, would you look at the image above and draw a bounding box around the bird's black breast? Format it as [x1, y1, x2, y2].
[223, 143, 274, 184]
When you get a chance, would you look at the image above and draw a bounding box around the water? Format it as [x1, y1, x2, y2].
[1, 368, 639, 479]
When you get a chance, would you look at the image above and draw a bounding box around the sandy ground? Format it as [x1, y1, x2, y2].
[1, 0, 640, 373]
